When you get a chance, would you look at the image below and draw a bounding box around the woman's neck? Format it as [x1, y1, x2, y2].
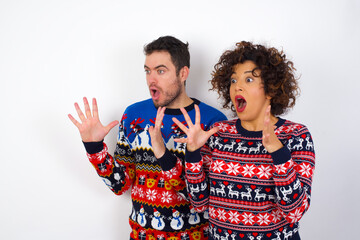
[241, 115, 278, 132]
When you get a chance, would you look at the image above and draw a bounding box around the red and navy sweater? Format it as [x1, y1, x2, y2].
[184, 118, 315, 240]
[84, 98, 226, 240]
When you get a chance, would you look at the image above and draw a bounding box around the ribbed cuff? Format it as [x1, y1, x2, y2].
[83, 141, 104, 154]
[157, 148, 177, 171]
[185, 148, 202, 163]
[271, 146, 292, 165]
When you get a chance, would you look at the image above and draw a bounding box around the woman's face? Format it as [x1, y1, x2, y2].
[229, 60, 271, 129]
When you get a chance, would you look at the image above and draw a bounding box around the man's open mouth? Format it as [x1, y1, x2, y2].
[150, 87, 160, 100]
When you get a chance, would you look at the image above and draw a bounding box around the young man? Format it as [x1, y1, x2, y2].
[68, 36, 227, 240]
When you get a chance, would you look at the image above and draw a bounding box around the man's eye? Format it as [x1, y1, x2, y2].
[246, 77, 253, 83]
[158, 69, 164, 74]
[145, 70, 150, 74]
[230, 78, 237, 83]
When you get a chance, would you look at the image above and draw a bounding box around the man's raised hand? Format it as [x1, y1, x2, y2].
[148, 106, 166, 159]
[68, 97, 119, 142]
[172, 105, 219, 152]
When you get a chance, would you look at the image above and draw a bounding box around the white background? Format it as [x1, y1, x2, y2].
[1, 0, 359, 239]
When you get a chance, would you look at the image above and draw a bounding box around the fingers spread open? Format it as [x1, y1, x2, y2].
[208, 126, 219, 137]
[68, 114, 81, 128]
[194, 104, 201, 126]
[172, 117, 188, 134]
[263, 105, 271, 132]
[105, 120, 119, 133]
[83, 97, 92, 119]
[75, 102, 86, 122]
[180, 107, 193, 128]
[92, 98, 99, 119]
[155, 107, 166, 129]
[173, 137, 188, 144]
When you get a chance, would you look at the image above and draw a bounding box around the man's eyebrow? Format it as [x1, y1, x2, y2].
[144, 64, 169, 69]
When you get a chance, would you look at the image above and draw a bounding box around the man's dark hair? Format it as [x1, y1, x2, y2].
[144, 36, 190, 75]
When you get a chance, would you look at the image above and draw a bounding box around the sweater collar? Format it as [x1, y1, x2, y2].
[161, 98, 200, 115]
[235, 117, 285, 137]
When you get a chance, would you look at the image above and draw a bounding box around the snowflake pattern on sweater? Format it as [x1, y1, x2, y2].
[184, 118, 315, 240]
[84, 98, 227, 240]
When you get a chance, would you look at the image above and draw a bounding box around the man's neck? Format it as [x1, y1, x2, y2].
[166, 93, 193, 109]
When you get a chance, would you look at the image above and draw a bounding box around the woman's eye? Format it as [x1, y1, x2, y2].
[246, 77, 253, 83]
[230, 78, 237, 83]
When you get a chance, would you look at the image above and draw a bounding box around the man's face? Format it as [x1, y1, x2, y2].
[144, 51, 184, 108]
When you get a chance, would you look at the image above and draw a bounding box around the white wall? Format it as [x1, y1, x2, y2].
[1, 0, 359, 239]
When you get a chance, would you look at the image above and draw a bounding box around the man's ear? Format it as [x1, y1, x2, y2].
[179, 66, 189, 83]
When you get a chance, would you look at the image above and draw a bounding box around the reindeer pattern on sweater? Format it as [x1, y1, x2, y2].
[184, 118, 315, 240]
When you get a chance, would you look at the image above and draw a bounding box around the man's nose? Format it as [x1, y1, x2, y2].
[147, 72, 157, 84]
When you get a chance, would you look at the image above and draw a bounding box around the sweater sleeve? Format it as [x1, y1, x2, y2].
[84, 117, 136, 195]
[156, 149, 189, 201]
[184, 144, 212, 213]
[182, 110, 226, 210]
[271, 125, 315, 224]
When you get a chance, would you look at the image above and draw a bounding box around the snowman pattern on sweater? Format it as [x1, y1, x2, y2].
[170, 209, 185, 230]
[151, 208, 166, 230]
[137, 205, 148, 227]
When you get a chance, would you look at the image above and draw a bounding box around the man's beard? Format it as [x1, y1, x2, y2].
[153, 79, 183, 108]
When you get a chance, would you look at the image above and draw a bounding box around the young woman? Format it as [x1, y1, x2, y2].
[173, 41, 315, 240]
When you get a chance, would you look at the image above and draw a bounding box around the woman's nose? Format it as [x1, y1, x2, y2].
[235, 82, 243, 91]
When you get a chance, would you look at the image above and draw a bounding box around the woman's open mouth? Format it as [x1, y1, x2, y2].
[235, 95, 247, 112]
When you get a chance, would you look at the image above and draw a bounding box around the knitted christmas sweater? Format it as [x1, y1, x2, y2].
[84, 98, 227, 240]
[184, 118, 315, 240]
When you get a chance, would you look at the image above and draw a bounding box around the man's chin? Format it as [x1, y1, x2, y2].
[152, 99, 162, 108]
[152, 95, 178, 108]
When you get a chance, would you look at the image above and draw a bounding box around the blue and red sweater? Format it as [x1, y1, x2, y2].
[84, 98, 227, 240]
[184, 118, 315, 240]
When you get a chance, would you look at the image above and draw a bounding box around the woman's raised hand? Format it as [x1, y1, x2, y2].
[262, 105, 283, 153]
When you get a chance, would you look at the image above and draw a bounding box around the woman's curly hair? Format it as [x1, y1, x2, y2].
[210, 41, 299, 116]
